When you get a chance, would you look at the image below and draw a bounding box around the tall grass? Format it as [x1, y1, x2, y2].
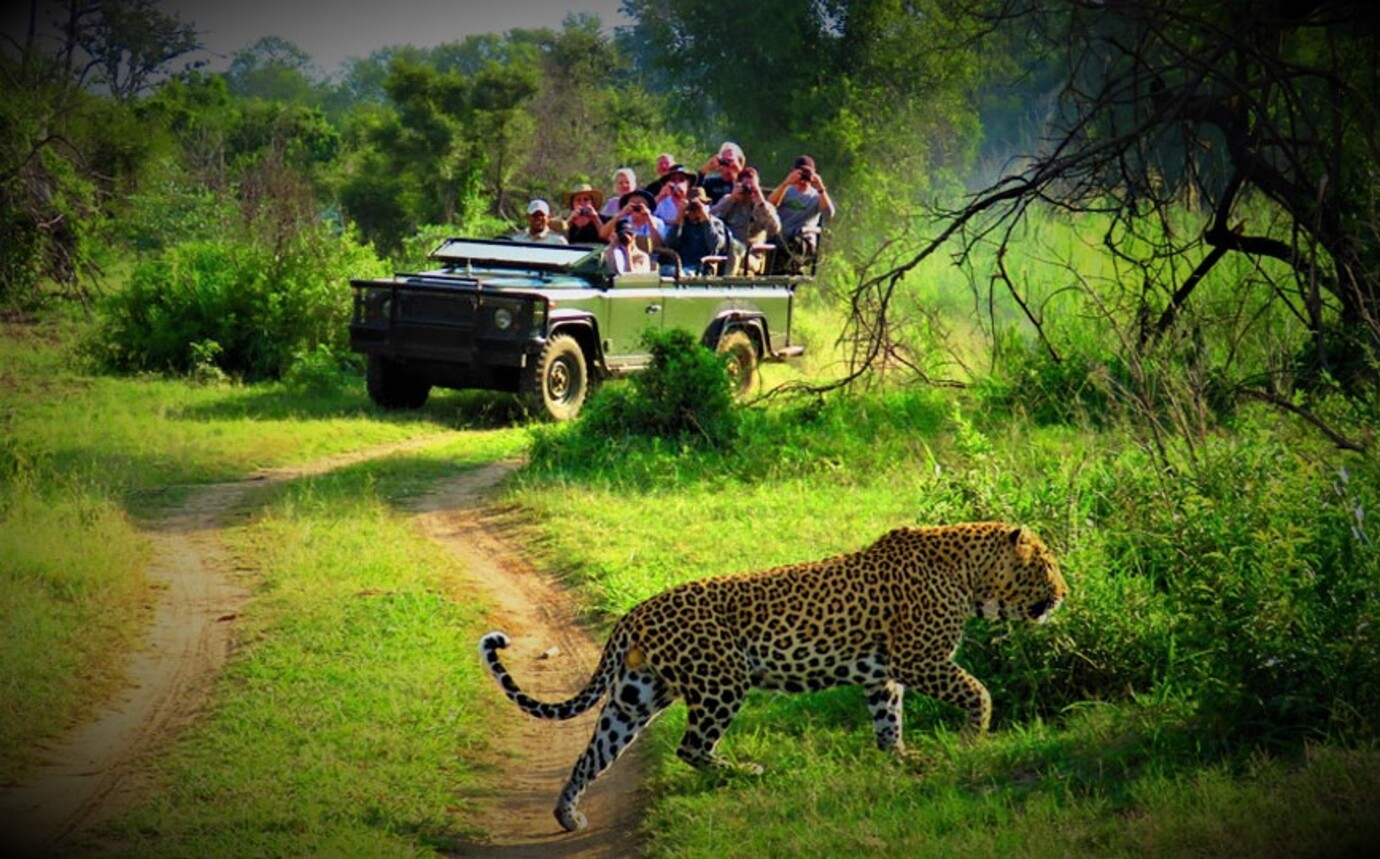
[512, 356, 1379, 854]
[0, 480, 149, 779]
[519, 389, 1380, 747]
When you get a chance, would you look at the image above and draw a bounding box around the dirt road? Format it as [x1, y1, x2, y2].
[0, 441, 644, 856]
[409, 463, 647, 858]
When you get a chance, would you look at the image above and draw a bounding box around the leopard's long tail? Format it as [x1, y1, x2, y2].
[478, 628, 627, 720]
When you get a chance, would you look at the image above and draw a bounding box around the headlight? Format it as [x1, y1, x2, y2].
[493, 307, 514, 330]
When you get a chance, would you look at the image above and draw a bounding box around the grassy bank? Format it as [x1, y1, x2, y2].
[99, 439, 521, 856]
[0, 314, 521, 791]
[510, 385, 1380, 856]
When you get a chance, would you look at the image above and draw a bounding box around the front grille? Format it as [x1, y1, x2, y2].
[398, 292, 478, 324]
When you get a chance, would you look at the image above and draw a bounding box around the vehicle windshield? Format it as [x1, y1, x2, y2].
[430, 238, 601, 272]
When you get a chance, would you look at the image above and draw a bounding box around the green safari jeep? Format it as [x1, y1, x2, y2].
[348, 238, 806, 421]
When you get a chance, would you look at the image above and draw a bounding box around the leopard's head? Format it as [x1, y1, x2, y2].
[976, 526, 1068, 622]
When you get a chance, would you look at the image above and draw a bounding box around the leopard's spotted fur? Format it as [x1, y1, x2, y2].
[480, 521, 1067, 831]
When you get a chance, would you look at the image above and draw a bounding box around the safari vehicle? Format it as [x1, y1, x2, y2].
[348, 238, 808, 421]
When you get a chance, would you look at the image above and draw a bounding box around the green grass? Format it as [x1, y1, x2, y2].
[93, 446, 511, 856]
[641, 712, 1380, 857]
[0, 485, 150, 778]
[5, 280, 1379, 856]
[508, 383, 1380, 856]
[0, 316, 526, 788]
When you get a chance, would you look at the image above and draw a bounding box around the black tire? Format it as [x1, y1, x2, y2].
[522, 334, 589, 421]
[365, 355, 430, 410]
[716, 329, 759, 399]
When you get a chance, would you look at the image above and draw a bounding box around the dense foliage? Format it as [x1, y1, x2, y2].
[90, 226, 386, 380]
[4, 2, 1379, 852]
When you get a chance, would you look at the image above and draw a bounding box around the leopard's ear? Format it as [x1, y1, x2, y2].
[1009, 526, 1024, 546]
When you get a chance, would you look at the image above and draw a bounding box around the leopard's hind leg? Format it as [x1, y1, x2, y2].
[675, 671, 761, 775]
[554, 667, 668, 832]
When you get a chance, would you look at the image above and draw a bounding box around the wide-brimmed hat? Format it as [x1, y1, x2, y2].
[618, 189, 657, 209]
[664, 163, 697, 184]
[563, 182, 605, 209]
[685, 186, 710, 204]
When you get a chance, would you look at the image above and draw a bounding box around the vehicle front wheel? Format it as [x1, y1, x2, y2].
[366, 355, 430, 409]
[522, 334, 589, 421]
[716, 329, 759, 399]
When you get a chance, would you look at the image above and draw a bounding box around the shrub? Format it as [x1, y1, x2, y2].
[280, 343, 361, 394]
[958, 429, 1380, 752]
[583, 328, 740, 445]
[91, 226, 386, 381]
[975, 329, 1125, 426]
[530, 328, 742, 474]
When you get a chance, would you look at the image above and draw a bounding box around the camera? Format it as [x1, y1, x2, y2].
[718, 157, 732, 166]
[579, 204, 594, 215]
[798, 167, 813, 182]
[631, 203, 646, 213]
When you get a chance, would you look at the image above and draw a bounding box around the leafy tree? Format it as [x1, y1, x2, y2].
[518, 15, 620, 189]
[77, 0, 200, 101]
[135, 71, 235, 190]
[225, 36, 324, 105]
[838, 0, 1380, 450]
[621, 0, 985, 193]
[467, 57, 540, 213]
[1, 0, 200, 305]
[322, 48, 400, 117]
[336, 45, 541, 253]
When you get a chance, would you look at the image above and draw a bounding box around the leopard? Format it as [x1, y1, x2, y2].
[479, 521, 1068, 832]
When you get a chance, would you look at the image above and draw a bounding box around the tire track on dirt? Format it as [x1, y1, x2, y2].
[407, 463, 647, 858]
[0, 436, 452, 855]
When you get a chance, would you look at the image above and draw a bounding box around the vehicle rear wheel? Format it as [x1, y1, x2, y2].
[522, 334, 589, 421]
[365, 355, 430, 409]
[716, 329, 759, 399]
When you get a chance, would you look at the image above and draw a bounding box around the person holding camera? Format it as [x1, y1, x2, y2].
[663, 186, 729, 276]
[653, 163, 697, 223]
[563, 183, 606, 244]
[769, 155, 835, 264]
[597, 188, 666, 249]
[711, 167, 781, 275]
[603, 218, 653, 274]
[699, 142, 746, 203]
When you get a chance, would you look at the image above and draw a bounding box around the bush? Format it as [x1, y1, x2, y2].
[957, 429, 1380, 752]
[91, 226, 387, 381]
[975, 330, 1125, 427]
[530, 328, 742, 472]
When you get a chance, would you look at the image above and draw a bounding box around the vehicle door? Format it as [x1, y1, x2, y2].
[660, 279, 730, 341]
[600, 272, 667, 370]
